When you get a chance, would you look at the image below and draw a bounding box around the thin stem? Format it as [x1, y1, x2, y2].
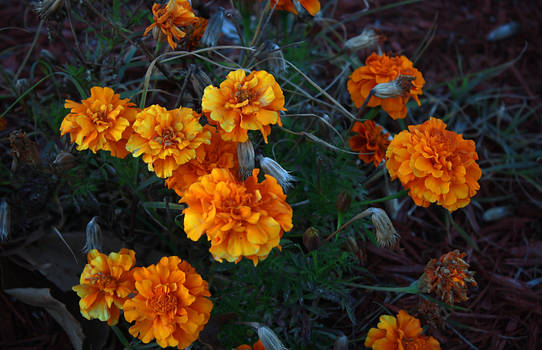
[111, 326, 132, 349]
[356, 190, 409, 207]
[14, 20, 43, 82]
[344, 281, 420, 294]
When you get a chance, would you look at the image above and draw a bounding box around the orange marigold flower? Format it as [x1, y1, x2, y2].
[123, 256, 213, 349]
[385, 117, 481, 211]
[347, 52, 425, 120]
[236, 340, 266, 350]
[422, 250, 477, 305]
[72, 248, 136, 326]
[201, 69, 286, 143]
[60, 87, 138, 158]
[365, 310, 441, 350]
[268, 0, 321, 15]
[165, 125, 239, 197]
[349, 120, 391, 167]
[144, 0, 198, 50]
[181, 168, 293, 265]
[126, 105, 211, 178]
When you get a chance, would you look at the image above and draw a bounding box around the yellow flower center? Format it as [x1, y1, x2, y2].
[149, 286, 178, 314]
[86, 272, 116, 290]
[235, 87, 255, 104]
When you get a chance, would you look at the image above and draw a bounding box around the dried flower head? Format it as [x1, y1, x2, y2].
[165, 125, 238, 197]
[82, 216, 102, 253]
[348, 120, 391, 167]
[268, 0, 321, 16]
[372, 74, 417, 99]
[367, 207, 399, 248]
[258, 326, 287, 350]
[144, 0, 199, 50]
[181, 168, 293, 265]
[186, 17, 208, 51]
[258, 155, 295, 191]
[33, 0, 64, 19]
[348, 53, 425, 120]
[238, 139, 256, 180]
[365, 310, 441, 350]
[52, 151, 77, 172]
[385, 117, 482, 211]
[123, 256, 213, 349]
[126, 105, 211, 178]
[60, 87, 138, 158]
[344, 27, 385, 51]
[202, 69, 286, 143]
[422, 250, 477, 305]
[72, 249, 136, 325]
[10, 130, 40, 166]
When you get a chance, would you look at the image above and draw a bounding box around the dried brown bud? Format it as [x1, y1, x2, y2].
[190, 65, 213, 98]
[336, 191, 352, 213]
[372, 74, 416, 99]
[303, 226, 320, 251]
[82, 216, 102, 253]
[237, 139, 255, 181]
[258, 326, 287, 350]
[344, 27, 385, 51]
[52, 151, 76, 172]
[258, 156, 295, 191]
[367, 208, 399, 247]
[9, 130, 40, 167]
[33, 0, 64, 19]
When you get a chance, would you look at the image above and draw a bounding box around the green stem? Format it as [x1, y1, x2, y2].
[336, 212, 344, 232]
[357, 190, 409, 206]
[344, 280, 420, 294]
[111, 326, 132, 349]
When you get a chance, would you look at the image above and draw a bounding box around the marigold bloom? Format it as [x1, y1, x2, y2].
[422, 250, 477, 305]
[126, 105, 211, 178]
[236, 340, 266, 350]
[181, 168, 293, 265]
[60, 87, 138, 158]
[365, 310, 441, 350]
[349, 120, 391, 167]
[123, 256, 213, 349]
[72, 248, 136, 326]
[268, 0, 320, 15]
[165, 125, 238, 197]
[201, 69, 286, 143]
[347, 53, 425, 120]
[144, 0, 198, 50]
[385, 117, 481, 211]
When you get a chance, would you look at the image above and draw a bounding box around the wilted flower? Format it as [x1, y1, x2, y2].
[385, 117, 482, 211]
[186, 17, 208, 51]
[349, 120, 390, 167]
[72, 249, 136, 325]
[165, 125, 238, 197]
[60, 87, 138, 158]
[365, 310, 441, 350]
[123, 256, 213, 349]
[238, 139, 256, 180]
[201, 69, 286, 143]
[422, 250, 477, 305]
[126, 105, 211, 178]
[344, 27, 384, 51]
[33, 0, 64, 19]
[82, 216, 102, 253]
[268, 0, 321, 16]
[181, 168, 293, 265]
[9, 130, 40, 166]
[258, 155, 295, 191]
[144, 0, 199, 50]
[347, 53, 425, 120]
[367, 207, 399, 248]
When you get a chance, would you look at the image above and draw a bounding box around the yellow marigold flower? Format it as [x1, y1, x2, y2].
[385, 117, 481, 211]
[201, 69, 286, 143]
[181, 168, 293, 265]
[365, 310, 441, 350]
[72, 248, 136, 326]
[165, 125, 239, 197]
[236, 340, 266, 350]
[126, 105, 211, 178]
[422, 250, 477, 305]
[144, 0, 198, 50]
[349, 120, 391, 167]
[123, 256, 213, 349]
[347, 52, 425, 120]
[60, 87, 138, 158]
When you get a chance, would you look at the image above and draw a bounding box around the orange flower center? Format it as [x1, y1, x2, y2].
[149, 286, 178, 315]
[85, 272, 116, 290]
[154, 128, 176, 147]
[235, 87, 255, 104]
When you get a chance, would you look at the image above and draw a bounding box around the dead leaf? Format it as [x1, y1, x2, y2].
[5, 288, 84, 350]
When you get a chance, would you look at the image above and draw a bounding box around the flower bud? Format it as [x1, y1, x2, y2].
[258, 156, 295, 191]
[82, 216, 102, 253]
[258, 326, 287, 350]
[256, 41, 286, 75]
[372, 74, 416, 99]
[52, 151, 77, 172]
[303, 227, 320, 251]
[15, 79, 29, 97]
[336, 191, 352, 213]
[344, 27, 384, 51]
[367, 207, 399, 248]
[190, 65, 213, 98]
[238, 139, 255, 180]
[0, 198, 10, 241]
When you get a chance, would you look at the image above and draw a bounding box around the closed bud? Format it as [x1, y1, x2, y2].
[33, 0, 64, 19]
[152, 26, 167, 44]
[257, 41, 286, 75]
[336, 191, 352, 213]
[343, 236, 359, 254]
[52, 151, 77, 172]
[82, 216, 102, 253]
[191, 65, 213, 98]
[372, 74, 416, 99]
[15, 79, 29, 96]
[201, 7, 225, 47]
[367, 207, 399, 248]
[258, 155, 295, 191]
[333, 334, 348, 350]
[303, 227, 320, 251]
[0, 198, 10, 241]
[238, 140, 255, 180]
[258, 326, 287, 350]
[344, 27, 384, 51]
